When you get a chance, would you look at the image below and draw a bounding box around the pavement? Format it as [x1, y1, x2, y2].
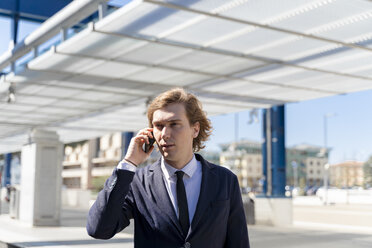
[0, 205, 134, 248]
[1, 198, 372, 248]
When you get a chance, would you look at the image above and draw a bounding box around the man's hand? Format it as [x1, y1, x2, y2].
[124, 128, 155, 166]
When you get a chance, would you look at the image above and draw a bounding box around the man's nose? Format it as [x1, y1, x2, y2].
[161, 126, 171, 140]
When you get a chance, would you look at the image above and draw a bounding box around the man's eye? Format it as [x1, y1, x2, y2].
[171, 123, 178, 126]
[155, 124, 163, 129]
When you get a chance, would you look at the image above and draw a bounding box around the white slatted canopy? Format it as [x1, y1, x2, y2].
[1, 0, 372, 153]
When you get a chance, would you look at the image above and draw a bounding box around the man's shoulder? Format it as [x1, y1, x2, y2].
[201, 158, 239, 191]
[197, 154, 237, 179]
[209, 161, 237, 178]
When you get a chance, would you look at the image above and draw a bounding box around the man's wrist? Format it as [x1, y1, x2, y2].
[117, 160, 137, 172]
[124, 158, 138, 167]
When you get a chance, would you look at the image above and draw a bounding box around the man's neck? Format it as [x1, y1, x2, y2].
[164, 154, 194, 170]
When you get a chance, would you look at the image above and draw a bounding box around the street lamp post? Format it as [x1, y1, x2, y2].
[323, 113, 336, 205]
[324, 163, 329, 205]
[291, 161, 298, 188]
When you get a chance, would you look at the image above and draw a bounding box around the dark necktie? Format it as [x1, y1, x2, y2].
[175, 170, 190, 236]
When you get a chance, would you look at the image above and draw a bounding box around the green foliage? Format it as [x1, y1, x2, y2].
[91, 176, 107, 193]
[363, 156, 372, 188]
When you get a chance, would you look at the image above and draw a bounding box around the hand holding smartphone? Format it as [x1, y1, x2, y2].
[124, 129, 155, 166]
[143, 132, 155, 153]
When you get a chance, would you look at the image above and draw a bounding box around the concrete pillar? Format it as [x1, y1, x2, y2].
[80, 139, 96, 190]
[254, 197, 292, 226]
[19, 129, 63, 226]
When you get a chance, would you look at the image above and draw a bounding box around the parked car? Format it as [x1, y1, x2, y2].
[306, 186, 320, 196]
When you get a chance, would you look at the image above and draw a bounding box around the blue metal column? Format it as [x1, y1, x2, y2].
[3, 153, 12, 187]
[262, 106, 286, 197]
[11, 0, 20, 44]
[121, 132, 134, 157]
[262, 109, 268, 195]
[271, 106, 286, 197]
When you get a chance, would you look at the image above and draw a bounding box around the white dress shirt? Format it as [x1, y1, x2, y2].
[117, 155, 202, 224]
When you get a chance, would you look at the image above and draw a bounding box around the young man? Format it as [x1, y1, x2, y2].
[87, 88, 250, 248]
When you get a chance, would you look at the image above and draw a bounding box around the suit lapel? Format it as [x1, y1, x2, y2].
[148, 160, 184, 236]
[190, 154, 218, 230]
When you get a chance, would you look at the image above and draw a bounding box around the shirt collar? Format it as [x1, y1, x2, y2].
[161, 154, 198, 179]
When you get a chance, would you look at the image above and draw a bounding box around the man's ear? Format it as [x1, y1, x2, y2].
[193, 122, 200, 138]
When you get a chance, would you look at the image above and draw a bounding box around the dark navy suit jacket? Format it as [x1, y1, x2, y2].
[87, 154, 250, 248]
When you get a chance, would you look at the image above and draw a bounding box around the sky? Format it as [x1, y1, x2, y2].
[1, 8, 372, 165]
[205, 89, 372, 164]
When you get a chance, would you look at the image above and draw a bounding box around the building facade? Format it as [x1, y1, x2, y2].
[63, 132, 160, 190]
[329, 161, 364, 187]
[220, 141, 263, 191]
[220, 141, 329, 191]
[62, 136, 335, 192]
[286, 144, 329, 188]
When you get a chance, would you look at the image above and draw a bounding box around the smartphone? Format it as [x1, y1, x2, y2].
[144, 132, 155, 153]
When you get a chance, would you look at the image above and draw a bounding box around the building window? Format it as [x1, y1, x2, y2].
[63, 177, 81, 189]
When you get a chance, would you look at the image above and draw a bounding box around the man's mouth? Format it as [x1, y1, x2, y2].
[161, 144, 175, 149]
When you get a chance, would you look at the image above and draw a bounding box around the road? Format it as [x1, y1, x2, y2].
[294, 201, 372, 233]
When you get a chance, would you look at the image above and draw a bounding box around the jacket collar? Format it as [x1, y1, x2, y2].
[190, 154, 218, 232]
[148, 154, 218, 238]
[148, 158, 184, 238]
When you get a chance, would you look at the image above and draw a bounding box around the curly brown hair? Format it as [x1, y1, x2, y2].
[147, 88, 212, 152]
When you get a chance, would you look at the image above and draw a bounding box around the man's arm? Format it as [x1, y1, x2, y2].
[86, 128, 155, 239]
[86, 168, 135, 239]
[225, 175, 250, 248]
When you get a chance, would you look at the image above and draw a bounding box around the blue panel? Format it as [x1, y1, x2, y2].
[2, 153, 12, 187]
[0, 0, 72, 21]
[261, 109, 268, 195]
[271, 106, 286, 197]
[0, 0, 105, 29]
[121, 132, 134, 157]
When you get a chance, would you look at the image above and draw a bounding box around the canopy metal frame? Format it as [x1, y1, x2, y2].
[0, 0, 372, 153]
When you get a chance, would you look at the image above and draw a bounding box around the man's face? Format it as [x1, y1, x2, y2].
[152, 103, 200, 168]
